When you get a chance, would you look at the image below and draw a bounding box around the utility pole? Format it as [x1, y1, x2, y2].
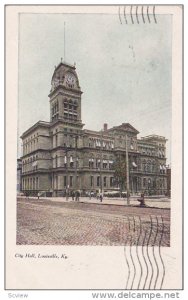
[125, 134, 130, 205]
[74, 135, 78, 191]
[100, 130, 103, 194]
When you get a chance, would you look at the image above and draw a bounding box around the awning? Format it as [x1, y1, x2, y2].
[132, 162, 137, 168]
[160, 165, 163, 170]
[70, 156, 73, 163]
[109, 160, 114, 164]
[130, 144, 134, 150]
[162, 165, 166, 170]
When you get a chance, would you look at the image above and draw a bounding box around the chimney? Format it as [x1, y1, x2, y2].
[104, 123, 108, 131]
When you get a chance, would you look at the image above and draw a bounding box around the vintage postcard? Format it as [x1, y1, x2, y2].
[5, 5, 183, 290]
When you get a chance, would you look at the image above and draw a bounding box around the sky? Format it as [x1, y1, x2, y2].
[18, 12, 172, 163]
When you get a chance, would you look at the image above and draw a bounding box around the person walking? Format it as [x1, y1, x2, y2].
[71, 190, 75, 201]
[99, 192, 103, 202]
[77, 190, 80, 201]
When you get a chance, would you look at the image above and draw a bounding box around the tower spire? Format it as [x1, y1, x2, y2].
[64, 22, 66, 62]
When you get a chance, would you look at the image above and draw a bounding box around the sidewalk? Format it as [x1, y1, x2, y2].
[22, 196, 170, 209]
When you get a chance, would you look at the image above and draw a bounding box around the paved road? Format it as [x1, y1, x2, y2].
[17, 197, 170, 246]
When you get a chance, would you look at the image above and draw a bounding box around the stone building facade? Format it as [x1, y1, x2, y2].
[20, 61, 168, 196]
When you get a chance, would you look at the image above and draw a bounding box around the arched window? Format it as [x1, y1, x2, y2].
[147, 160, 151, 173]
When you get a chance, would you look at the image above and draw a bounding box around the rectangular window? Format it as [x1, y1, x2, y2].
[97, 176, 100, 187]
[110, 177, 114, 187]
[70, 176, 73, 187]
[104, 177, 107, 187]
[64, 176, 67, 187]
[90, 176, 93, 187]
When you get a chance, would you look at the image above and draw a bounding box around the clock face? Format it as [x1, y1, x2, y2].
[65, 73, 76, 88]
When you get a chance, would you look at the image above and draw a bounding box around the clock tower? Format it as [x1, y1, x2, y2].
[48, 61, 83, 128]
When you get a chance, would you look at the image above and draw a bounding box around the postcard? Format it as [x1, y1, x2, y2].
[5, 5, 183, 290]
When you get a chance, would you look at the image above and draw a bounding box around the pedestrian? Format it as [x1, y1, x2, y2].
[99, 192, 103, 202]
[37, 192, 40, 200]
[74, 191, 76, 201]
[77, 190, 80, 201]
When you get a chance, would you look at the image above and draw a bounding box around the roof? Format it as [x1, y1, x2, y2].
[20, 121, 50, 139]
[141, 135, 167, 141]
[107, 123, 139, 134]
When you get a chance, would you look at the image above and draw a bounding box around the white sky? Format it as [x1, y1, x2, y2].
[18, 13, 172, 163]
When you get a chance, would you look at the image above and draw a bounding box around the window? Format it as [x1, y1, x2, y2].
[97, 159, 101, 169]
[104, 177, 107, 187]
[70, 176, 73, 187]
[64, 176, 67, 187]
[97, 176, 100, 187]
[89, 159, 94, 168]
[143, 178, 146, 187]
[110, 177, 114, 187]
[70, 157, 74, 168]
[103, 161, 108, 169]
[90, 176, 93, 187]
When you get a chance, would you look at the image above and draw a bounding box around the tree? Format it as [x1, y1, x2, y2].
[113, 156, 127, 194]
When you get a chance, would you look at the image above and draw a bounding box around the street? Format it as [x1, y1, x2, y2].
[17, 197, 170, 246]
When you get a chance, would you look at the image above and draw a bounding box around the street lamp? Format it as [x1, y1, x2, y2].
[65, 147, 69, 201]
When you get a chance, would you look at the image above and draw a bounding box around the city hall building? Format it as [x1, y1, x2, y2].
[20, 61, 168, 196]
